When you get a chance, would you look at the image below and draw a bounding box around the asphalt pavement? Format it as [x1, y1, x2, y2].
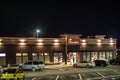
[45, 63, 72, 69]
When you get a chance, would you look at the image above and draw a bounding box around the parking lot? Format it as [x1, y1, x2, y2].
[24, 65, 120, 80]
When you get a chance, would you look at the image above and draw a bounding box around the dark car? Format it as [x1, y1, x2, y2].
[94, 60, 108, 67]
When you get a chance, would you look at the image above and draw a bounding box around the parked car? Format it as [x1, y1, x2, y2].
[73, 61, 95, 68]
[110, 53, 120, 65]
[110, 58, 120, 65]
[94, 60, 108, 67]
[0, 68, 25, 80]
[19, 60, 45, 71]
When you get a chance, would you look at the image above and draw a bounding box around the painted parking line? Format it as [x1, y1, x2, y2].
[113, 70, 120, 74]
[97, 72, 105, 78]
[32, 77, 36, 80]
[55, 75, 59, 80]
[78, 73, 83, 80]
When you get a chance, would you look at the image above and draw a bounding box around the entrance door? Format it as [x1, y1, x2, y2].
[69, 52, 77, 65]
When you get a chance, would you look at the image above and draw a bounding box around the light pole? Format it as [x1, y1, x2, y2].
[36, 29, 40, 38]
[65, 34, 68, 64]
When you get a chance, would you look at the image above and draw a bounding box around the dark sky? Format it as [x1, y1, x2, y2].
[0, 1, 120, 45]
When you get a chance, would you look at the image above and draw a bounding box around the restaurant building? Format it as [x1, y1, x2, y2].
[0, 34, 117, 66]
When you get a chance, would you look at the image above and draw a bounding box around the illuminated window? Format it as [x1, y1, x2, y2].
[32, 53, 37, 56]
[45, 53, 49, 55]
[23, 53, 28, 56]
[16, 53, 22, 56]
[39, 53, 43, 55]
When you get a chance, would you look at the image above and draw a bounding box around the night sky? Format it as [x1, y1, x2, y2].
[0, 1, 120, 46]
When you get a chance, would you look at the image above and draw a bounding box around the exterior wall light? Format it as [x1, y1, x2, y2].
[110, 40, 113, 43]
[54, 39, 59, 43]
[81, 42, 87, 45]
[0, 42, 2, 45]
[81, 39, 86, 42]
[37, 43, 43, 45]
[53, 43, 59, 45]
[20, 39, 25, 42]
[97, 39, 101, 42]
[97, 42, 102, 45]
[109, 42, 114, 45]
[38, 39, 43, 42]
[19, 39, 26, 45]
[19, 43, 26, 45]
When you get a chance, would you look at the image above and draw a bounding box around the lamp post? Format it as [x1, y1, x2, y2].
[36, 29, 40, 38]
[65, 34, 68, 64]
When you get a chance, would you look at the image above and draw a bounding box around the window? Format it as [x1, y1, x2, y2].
[33, 61, 38, 65]
[0, 53, 6, 57]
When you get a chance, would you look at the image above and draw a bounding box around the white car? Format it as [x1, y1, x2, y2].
[19, 61, 45, 71]
[73, 61, 95, 68]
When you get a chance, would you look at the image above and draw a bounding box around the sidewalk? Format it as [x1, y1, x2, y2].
[45, 62, 72, 68]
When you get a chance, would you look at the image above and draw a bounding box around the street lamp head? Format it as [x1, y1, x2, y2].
[37, 29, 40, 33]
[36, 29, 40, 38]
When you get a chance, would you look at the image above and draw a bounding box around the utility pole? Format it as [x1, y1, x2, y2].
[65, 35, 68, 64]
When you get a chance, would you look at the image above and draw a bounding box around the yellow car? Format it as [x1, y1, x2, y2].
[73, 61, 95, 68]
[0, 68, 25, 80]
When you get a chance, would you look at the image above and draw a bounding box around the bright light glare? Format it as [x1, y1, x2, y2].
[81, 40, 86, 42]
[20, 39, 25, 42]
[110, 40, 113, 42]
[81, 42, 87, 45]
[0, 42, 2, 45]
[38, 40, 43, 42]
[19, 43, 26, 45]
[53, 43, 59, 45]
[37, 43, 43, 45]
[37, 29, 40, 33]
[54, 40, 59, 42]
[97, 40, 101, 42]
[97, 42, 102, 45]
[0, 53, 6, 57]
[109, 42, 114, 45]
